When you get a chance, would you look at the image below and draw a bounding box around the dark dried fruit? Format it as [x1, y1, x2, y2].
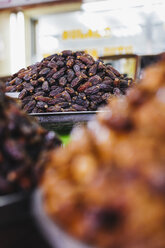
[47, 105, 61, 112]
[67, 69, 75, 82]
[56, 60, 64, 67]
[19, 89, 27, 99]
[49, 88, 63, 97]
[38, 77, 45, 83]
[35, 96, 51, 102]
[73, 64, 80, 73]
[72, 104, 87, 111]
[39, 68, 50, 76]
[62, 50, 73, 57]
[61, 91, 71, 102]
[59, 77, 67, 87]
[88, 75, 102, 85]
[66, 59, 74, 68]
[36, 101, 48, 109]
[89, 64, 97, 76]
[30, 80, 38, 87]
[77, 81, 92, 93]
[84, 85, 100, 95]
[6, 50, 133, 113]
[65, 87, 75, 96]
[99, 84, 113, 92]
[52, 67, 66, 79]
[106, 70, 116, 80]
[23, 100, 36, 113]
[106, 65, 121, 77]
[71, 77, 82, 88]
[48, 98, 65, 105]
[78, 55, 94, 65]
[0, 83, 61, 195]
[42, 81, 49, 92]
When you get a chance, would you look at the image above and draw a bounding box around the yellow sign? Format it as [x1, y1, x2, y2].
[103, 46, 133, 56]
[85, 49, 98, 58]
[43, 45, 133, 60]
[62, 27, 111, 40]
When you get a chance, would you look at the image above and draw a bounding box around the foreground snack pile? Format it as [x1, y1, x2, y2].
[0, 83, 61, 195]
[6, 50, 133, 113]
[42, 61, 165, 248]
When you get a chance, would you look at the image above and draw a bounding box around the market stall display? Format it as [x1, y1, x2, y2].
[5, 51, 133, 113]
[40, 60, 165, 248]
[0, 82, 61, 195]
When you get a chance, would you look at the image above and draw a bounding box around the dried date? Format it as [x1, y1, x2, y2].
[42, 81, 49, 92]
[106, 65, 121, 77]
[61, 91, 71, 102]
[34, 96, 51, 102]
[72, 104, 87, 111]
[62, 50, 73, 57]
[52, 67, 66, 79]
[30, 80, 38, 87]
[65, 87, 75, 96]
[99, 84, 113, 92]
[5, 50, 133, 113]
[84, 85, 100, 95]
[73, 64, 80, 73]
[16, 84, 23, 91]
[106, 69, 116, 80]
[71, 77, 82, 88]
[67, 69, 75, 82]
[19, 89, 27, 99]
[46, 68, 57, 79]
[77, 81, 92, 93]
[56, 60, 64, 67]
[6, 85, 17, 92]
[39, 68, 50, 76]
[36, 101, 48, 109]
[66, 59, 74, 68]
[78, 55, 94, 65]
[89, 64, 97, 76]
[48, 98, 65, 105]
[88, 75, 102, 85]
[23, 100, 36, 113]
[49, 87, 63, 97]
[33, 91, 45, 97]
[59, 77, 67, 87]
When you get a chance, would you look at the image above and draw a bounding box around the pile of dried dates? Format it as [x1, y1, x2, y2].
[6, 51, 133, 113]
[0, 83, 61, 195]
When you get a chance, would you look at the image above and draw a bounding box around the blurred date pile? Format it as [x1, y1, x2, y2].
[6, 51, 133, 113]
[0, 83, 61, 195]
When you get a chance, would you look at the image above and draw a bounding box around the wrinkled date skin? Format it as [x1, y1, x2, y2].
[5, 50, 133, 112]
[0, 84, 61, 195]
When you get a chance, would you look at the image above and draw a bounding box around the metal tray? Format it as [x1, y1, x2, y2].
[29, 111, 100, 134]
[0, 192, 31, 226]
[5, 92, 105, 134]
[5, 92, 20, 98]
[32, 190, 94, 248]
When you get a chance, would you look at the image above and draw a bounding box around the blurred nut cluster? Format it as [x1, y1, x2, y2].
[42, 60, 165, 248]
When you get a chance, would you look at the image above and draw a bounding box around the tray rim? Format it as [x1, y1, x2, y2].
[32, 189, 94, 248]
[29, 110, 108, 116]
[0, 191, 30, 208]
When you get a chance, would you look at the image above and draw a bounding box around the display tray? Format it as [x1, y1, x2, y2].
[30, 111, 101, 134]
[32, 189, 94, 248]
[5, 92, 106, 134]
[0, 191, 31, 226]
[5, 92, 20, 98]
